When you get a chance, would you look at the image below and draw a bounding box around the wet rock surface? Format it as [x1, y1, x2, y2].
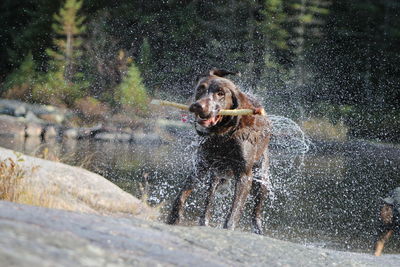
[1, 201, 399, 267]
[0, 115, 26, 137]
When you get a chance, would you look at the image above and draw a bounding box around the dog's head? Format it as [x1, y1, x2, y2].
[189, 69, 240, 131]
[380, 203, 394, 225]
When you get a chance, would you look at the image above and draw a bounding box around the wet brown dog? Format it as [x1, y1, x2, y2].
[166, 69, 271, 234]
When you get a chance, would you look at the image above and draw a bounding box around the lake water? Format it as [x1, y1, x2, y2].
[1, 132, 399, 254]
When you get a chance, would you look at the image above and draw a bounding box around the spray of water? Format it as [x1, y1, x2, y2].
[269, 115, 311, 153]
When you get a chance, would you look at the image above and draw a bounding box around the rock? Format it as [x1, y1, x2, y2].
[94, 132, 132, 142]
[63, 128, 78, 139]
[0, 106, 14, 116]
[0, 115, 26, 137]
[156, 118, 190, 129]
[77, 124, 104, 139]
[156, 118, 192, 136]
[132, 132, 165, 145]
[25, 110, 45, 124]
[38, 113, 65, 124]
[25, 122, 43, 137]
[61, 125, 105, 140]
[0, 146, 156, 218]
[43, 125, 58, 139]
[122, 127, 134, 134]
[0, 99, 24, 116]
[23, 137, 42, 152]
[1, 201, 399, 267]
[14, 105, 27, 117]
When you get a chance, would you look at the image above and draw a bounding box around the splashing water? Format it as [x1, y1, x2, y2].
[269, 115, 311, 153]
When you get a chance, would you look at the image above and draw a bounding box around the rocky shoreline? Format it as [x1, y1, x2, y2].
[0, 98, 184, 143]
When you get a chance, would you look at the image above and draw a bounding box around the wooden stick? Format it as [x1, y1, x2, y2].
[150, 99, 265, 116]
[150, 99, 189, 111]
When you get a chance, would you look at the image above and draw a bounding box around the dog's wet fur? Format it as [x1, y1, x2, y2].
[166, 69, 271, 234]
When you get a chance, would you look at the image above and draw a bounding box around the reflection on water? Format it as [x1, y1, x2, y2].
[1, 135, 399, 253]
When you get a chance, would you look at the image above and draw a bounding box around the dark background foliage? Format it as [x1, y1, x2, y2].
[1, 0, 399, 141]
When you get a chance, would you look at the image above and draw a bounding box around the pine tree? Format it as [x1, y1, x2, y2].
[286, 0, 330, 90]
[115, 58, 149, 115]
[139, 37, 151, 74]
[261, 0, 289, 51]
[47, 0, 86, 82]
[257, 0, 290, 92]
[33, 0, 87, 107]
[138, 37, 154, 92]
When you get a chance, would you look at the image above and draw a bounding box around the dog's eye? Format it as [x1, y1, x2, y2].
[217, 91, 225, 97]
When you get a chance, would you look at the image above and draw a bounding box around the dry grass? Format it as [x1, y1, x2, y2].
[2, 83, 32, 102]
[32, 145, 94, 169]
[35, 146, 61, 162]
[74, 96, 110, 124]
[17, 185, 63, 210]
[0, 152, 65, 210]
[0, 153, 54, 208]
[0, 154, 26, 201]
[301, 118, 348, 141]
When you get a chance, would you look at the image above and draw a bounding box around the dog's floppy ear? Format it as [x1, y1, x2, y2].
[209, 68, 240, 77]
[229, 88, 240, 109]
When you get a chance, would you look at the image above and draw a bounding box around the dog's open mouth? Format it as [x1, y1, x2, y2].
[196, 114, 222, 127]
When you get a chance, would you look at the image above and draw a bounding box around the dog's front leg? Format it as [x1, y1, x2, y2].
[374, 203, 395, 256]
[224, 172, 253, 230]
[199, 172, 220, 226]
[374, 229, 394, 256]
[251, 156, 270, 234]
[166, 176, 195, 225]
[251, 180, 268, 235]
[166, 161, 207, 225]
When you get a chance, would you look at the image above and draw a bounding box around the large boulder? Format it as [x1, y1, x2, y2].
[0, 146, 156, 219]
[25, 122, 43, 137]
[0, 99, 70, 124]
[0, 115, 26, 137]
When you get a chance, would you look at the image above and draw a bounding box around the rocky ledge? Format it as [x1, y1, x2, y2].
[1, 201, 399, 267]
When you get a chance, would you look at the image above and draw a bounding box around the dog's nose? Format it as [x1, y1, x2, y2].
[189, 102, 203, 113]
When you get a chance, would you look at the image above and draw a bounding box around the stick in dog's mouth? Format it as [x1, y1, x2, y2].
[196, 115, 222, 127]
[150, 99, 265, 116]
